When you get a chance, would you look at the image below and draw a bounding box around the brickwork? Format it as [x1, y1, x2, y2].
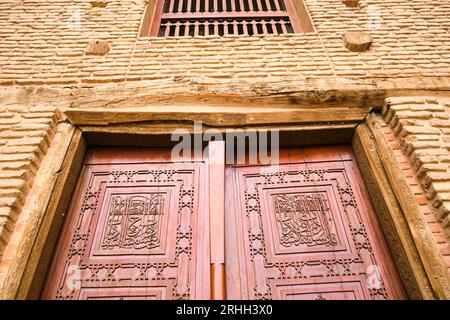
[378, 108, 450, 272]
[382, 97, 450, 244]
[0, 106, 57, 257]
[0, 0, 449, 298]
[0, 0, 449, 84]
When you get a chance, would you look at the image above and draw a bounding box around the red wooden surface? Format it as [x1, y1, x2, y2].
[42, 147, 210, 300]
[150, 0, 302, 36]
[225, 145, 407, 300]
[43, 145, 407, 300]
[208, 141, 226, 299]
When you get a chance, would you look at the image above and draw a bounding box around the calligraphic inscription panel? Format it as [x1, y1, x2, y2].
[226, 145, 407, 300]
[42, 148, 210, 300]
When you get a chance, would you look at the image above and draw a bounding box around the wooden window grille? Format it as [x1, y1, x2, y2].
[143, 0, 313, 37]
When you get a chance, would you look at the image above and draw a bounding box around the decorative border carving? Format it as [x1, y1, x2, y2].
[353, 117, 450, 299]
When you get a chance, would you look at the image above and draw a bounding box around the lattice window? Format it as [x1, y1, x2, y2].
[142, 0, 313, 37]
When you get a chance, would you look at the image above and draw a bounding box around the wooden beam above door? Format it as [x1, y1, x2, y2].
[64, 105, 371, 127]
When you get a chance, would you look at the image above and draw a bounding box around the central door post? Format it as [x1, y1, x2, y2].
[208, 141, 226, 300]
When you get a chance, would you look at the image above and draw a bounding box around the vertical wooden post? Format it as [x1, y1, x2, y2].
[149, 0, 166, 36]
[208, 140, 226, 300]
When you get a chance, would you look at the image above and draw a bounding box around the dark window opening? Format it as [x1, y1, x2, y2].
[148, 0, 310, 37]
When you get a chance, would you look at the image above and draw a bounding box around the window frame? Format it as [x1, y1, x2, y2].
[140, 0, 314, 37]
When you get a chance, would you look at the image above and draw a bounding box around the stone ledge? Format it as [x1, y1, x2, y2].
[343, 32, 373, 52]
[85, 40, 110, 56]
[342, 0, 359, 8]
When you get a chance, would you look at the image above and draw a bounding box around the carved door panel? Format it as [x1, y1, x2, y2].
[43, 144, 406, 300]
[42, 148, 210, 300]
[225, 145, 407, 300]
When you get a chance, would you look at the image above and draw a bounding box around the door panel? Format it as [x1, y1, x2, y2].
[42, 148, 210, 300]
[43, 145, 406, 300]
[225, 145, 406, 300]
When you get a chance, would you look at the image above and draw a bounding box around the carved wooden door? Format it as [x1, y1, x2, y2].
[43, 144, 406, 300]
[225, 145, 407, 300]
[42, 147, 210, 300]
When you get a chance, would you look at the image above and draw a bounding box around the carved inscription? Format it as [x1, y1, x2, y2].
[101, 194, 164, 250]
[274, 193, 337, 247]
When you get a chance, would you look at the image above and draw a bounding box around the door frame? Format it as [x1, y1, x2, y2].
[1, 108, 448, 300]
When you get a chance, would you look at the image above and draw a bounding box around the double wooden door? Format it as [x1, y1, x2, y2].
[42, 144, 406, 300]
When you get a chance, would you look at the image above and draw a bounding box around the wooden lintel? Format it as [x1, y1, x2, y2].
[64, 106, 371, 127]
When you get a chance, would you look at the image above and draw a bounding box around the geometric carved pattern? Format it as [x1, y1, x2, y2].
[41, 148, 209, 300]
[42, 145, 406, 300]
[227, 146, 407, 300]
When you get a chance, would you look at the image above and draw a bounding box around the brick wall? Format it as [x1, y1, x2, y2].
[0, 0, 449, 85]
[0, 0, 450, 296]
[378, 106, 450, 272]
[0, 106, 57, 256]
[382, 97, 450, 243]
